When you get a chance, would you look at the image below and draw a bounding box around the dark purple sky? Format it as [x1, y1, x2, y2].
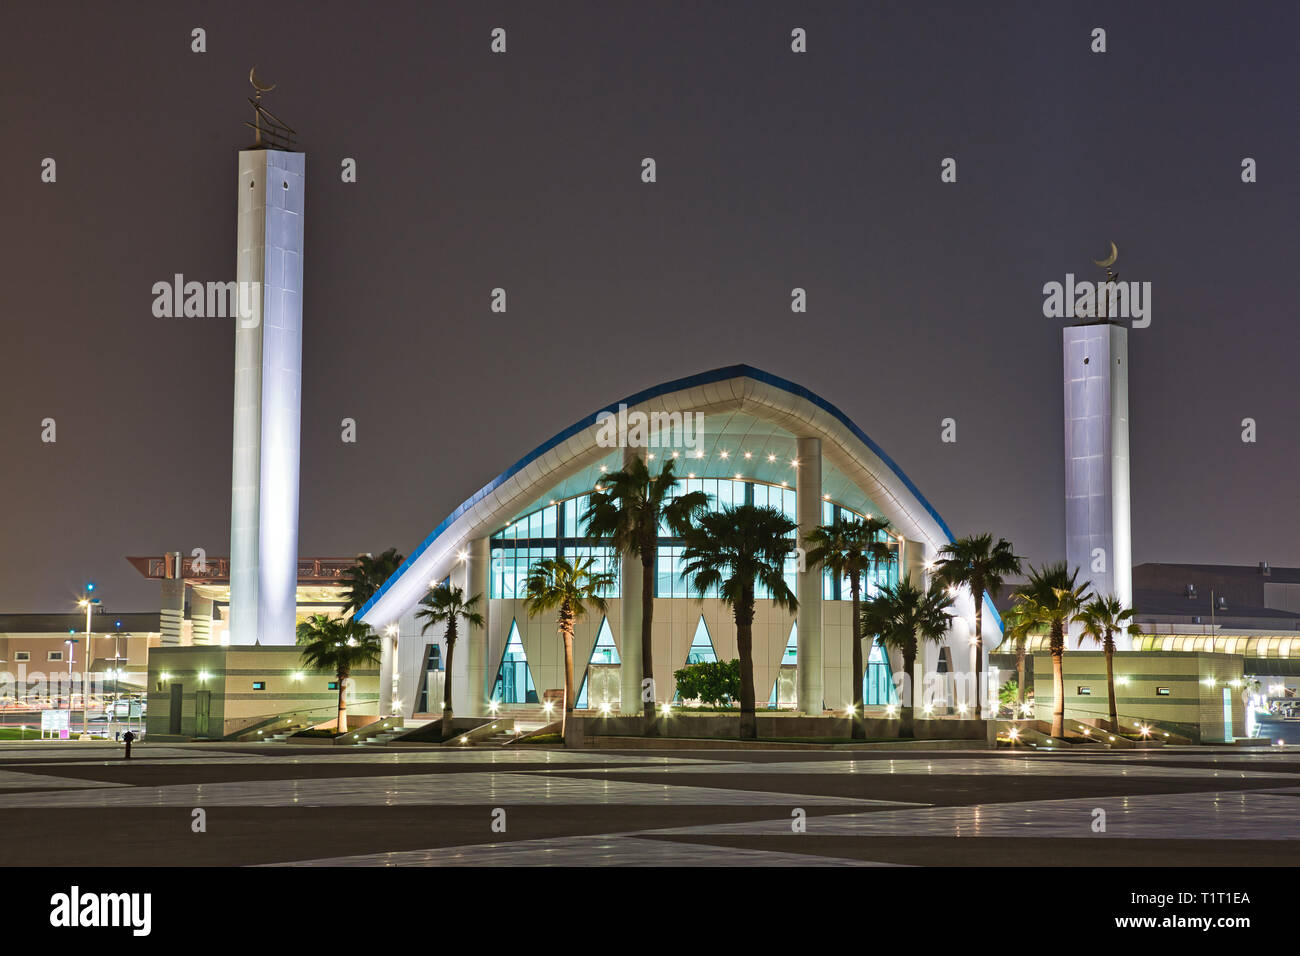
[1, 0, 1296, 614]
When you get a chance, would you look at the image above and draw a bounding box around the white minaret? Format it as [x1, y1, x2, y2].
[228, 140, 305, 646]
[1062, 317, 1133, 647]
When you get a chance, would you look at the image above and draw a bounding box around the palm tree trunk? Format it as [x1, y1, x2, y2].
[1051, 624, 1065, 737]
[972, 585, 984, 719]
[1016, 640, 1026, 709]
[336, 667, 348, 734]
[561, 602, 575, 743]
[441, 621, 457, 741]
[900, 645, 916, 739]
[1105, 635, 1118, 732]
[640, 549, 657, 733]
[735, 590, 757, 740]
[850, 568, 864, 740]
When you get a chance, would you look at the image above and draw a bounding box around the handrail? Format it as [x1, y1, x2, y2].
[225, 703, 345, 741]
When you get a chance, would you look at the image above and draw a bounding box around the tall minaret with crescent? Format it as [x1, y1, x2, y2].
[228, 69, 305, 646]
[1062, 242, 1133, 647]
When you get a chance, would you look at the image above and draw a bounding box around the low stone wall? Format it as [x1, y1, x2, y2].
[584, 712, 989, 742]
[585, 735, 981, 751]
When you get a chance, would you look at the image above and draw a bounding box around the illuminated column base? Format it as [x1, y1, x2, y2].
[795, 437, 823, 714]
[377, 627, 396, 717]
[464, 537, 490, 717]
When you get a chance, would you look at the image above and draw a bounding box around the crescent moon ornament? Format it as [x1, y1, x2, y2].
[1093, 241, 1118, 268]
[249, 67, 276, 94]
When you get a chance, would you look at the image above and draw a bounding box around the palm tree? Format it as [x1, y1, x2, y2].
[679, 504, 798, 739]
[862, 579, 955, 738]
[523, 556, 616, 740]
[296, 614, 384, 734]
[582, 456, 709, 726]
[1079, 594, 1142, 732]
[805, 515, 895, 737]
[997, 600, 1041, 715]
[932, 534, 1021, 719]
[1013, 563, 1092, 737]
[416, 583, 484, 741]
[341, 548, 406, 614]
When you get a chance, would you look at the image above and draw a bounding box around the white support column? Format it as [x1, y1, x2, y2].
[377, 622, 396, 718]
[229, 149, 305, 646]
[795, 437, 823, 714]
[902, 538, 928, 711]
[389, 632, 400, 717]
[1063, 322, 1132, 647]
[619, 447, 644, 714]
[464, 537, 490, 717]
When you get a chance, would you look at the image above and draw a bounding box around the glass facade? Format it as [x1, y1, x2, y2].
[490, 494, 618, 600]
[1130, 633, 1300, 658]
[491, 620, 538, 704]
[686, 617, 718, 664]
[769, 623, 798, 707]
[489, 480, 897, 601]
[864, 640, 898, 706]
[576, 618, 621, 709]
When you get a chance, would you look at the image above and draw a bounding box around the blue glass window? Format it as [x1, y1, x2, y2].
[490, 481, 889, 602]
[685, 616, 718, 664]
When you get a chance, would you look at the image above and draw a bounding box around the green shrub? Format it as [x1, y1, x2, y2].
[673, 659, 741, 707]
[998, 678, 1019, 708]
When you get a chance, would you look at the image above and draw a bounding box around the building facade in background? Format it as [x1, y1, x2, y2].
[359, 365, 1001, 720]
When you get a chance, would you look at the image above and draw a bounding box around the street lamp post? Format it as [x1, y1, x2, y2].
[77, 585, 100, 735]
[108, 624, 133, 737]
[114, 630, 121, 735]
[110, 622, 125, 736]
[64, 638, 74, 714]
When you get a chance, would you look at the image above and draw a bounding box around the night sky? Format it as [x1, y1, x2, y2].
[2, 0, 1296, 614]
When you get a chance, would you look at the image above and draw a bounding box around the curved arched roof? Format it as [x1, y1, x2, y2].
[359, 364, 998, 634]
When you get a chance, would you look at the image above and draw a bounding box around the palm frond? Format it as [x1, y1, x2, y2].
[341, 547, 406, 614]
[678, 504, 799, 616]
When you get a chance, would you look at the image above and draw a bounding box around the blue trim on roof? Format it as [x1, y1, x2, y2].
[359, 364, 999, 630]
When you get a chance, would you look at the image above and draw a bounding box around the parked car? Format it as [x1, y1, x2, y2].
[91, 699, 146, 721]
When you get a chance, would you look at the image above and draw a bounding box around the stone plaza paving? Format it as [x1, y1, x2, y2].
[1, 741, 1297, 866]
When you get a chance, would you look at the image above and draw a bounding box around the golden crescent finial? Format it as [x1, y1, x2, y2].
[249, 66, 276, 94]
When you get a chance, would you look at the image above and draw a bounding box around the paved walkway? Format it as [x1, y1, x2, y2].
[0, 741, 1296, 865]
